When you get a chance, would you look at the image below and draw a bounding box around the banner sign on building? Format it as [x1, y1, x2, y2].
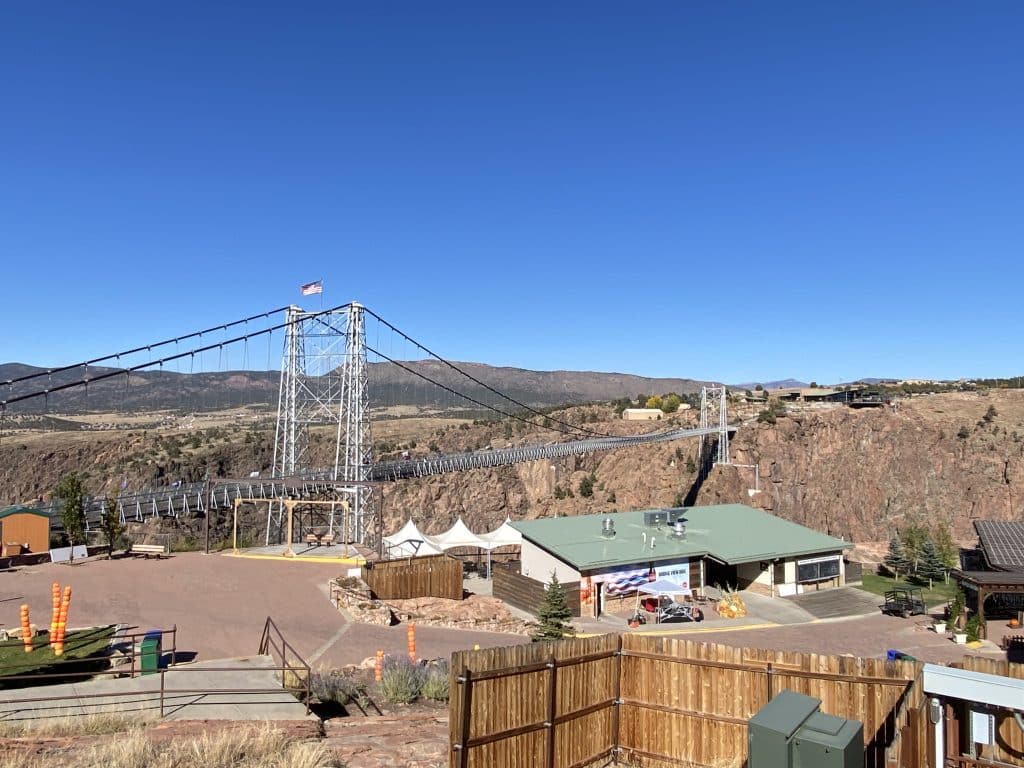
[590, 566, 652, 597]
[654, 561, 691, 590]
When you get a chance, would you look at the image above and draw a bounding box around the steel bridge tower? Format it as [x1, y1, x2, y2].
[699, 385, 730, 467]
[337, 302, 373, 544]
[270, 302, 374, 546]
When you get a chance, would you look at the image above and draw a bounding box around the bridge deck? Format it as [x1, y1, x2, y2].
[33, 425, 736, 528]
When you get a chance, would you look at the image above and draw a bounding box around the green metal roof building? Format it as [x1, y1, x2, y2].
[510, 504, 851, 618]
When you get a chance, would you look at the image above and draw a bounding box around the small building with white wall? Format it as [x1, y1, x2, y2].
[622, 408, 663, 421]
[511, 504, 851, 618]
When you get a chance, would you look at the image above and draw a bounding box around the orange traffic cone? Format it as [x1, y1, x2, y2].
[50, 582, 60, 644]
[20, 605, 32, 653]
[55, 585, 72, 656]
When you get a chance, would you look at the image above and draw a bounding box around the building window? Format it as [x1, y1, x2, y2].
[796, 555, 840, 583]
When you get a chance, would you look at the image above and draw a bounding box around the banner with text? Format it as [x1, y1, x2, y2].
[654, 560, 691, 590]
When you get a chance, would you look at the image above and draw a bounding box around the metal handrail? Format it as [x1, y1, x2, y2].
[258, 616, 312, 713]
[0, 620, 311, 719]
[0, 663, 308, 718]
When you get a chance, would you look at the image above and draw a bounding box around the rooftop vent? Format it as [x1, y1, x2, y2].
[601, 517, 616, 539]
[671, 519, 687, 539]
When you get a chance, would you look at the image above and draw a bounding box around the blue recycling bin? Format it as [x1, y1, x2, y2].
[886, 649, 915, 662]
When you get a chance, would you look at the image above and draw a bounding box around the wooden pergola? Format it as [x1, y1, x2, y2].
[232, 498, 351, 556]
[951, 569, 1024, 639]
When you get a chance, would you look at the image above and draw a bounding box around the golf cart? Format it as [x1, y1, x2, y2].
[881, 588, 926, 618]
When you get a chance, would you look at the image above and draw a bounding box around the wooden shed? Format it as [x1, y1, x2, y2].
[0, 506, 50, 556]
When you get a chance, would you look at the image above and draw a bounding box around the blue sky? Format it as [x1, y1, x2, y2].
[1, 3, 1022, 384]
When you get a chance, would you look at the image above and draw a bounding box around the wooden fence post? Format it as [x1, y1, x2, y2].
[458, 667, 473, 768]
[546, 657, 557, 768]
[612, 635, 623, 759]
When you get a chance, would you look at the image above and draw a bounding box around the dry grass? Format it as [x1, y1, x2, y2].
[0, 723, 343, 768]
[0, 712, 146, 738]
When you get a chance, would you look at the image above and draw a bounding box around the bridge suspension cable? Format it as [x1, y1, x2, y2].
[362, 306, 615, 439]
[0, 303, 352, 410]
[362, 341, 594, 439]
[1, 306, 292, 388]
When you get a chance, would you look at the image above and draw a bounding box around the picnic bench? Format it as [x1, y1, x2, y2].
[130, 543, 168, 558]
[304, 531, 336, 547]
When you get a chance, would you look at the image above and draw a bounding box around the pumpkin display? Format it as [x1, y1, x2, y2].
[716, 586, 747, 619]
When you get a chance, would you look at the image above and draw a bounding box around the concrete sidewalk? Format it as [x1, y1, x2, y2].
[0, 656, 313, 723]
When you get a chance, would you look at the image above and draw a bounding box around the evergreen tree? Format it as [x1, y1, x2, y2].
[883, 536, 911, 580]
[901, 523, 928, 573]
[100, 491, 124, 560]
[54, 472, 87, 563]
[931, 522, 959, 580]
[914, 539, 946, 589]
[532, 573, 576, 642]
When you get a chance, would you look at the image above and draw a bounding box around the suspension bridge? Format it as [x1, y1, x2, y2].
[2, 301, 735, 546]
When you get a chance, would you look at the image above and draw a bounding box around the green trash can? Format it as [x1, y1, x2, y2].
[140, 630, 162, 676]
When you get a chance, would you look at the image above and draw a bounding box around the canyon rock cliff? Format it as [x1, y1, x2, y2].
[2, 391, 1022, 545]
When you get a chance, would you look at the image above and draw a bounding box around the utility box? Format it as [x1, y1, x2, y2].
[749, 690, 863, 768]
[140, 630, 162, 676]
[792, 710, 863, 768]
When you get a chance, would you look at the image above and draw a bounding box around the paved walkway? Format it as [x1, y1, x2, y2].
[784, 586, 883, 619]
[0, 656, 312, 722]
[231, 544, 364, 564]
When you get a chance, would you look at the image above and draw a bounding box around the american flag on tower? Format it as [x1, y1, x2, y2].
[300, 280, 323, 296]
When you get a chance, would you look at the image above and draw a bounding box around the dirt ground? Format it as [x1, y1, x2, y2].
[0, 552, 526, 669]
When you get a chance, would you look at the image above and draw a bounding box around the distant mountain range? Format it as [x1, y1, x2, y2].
[730, 378, 809, 391]
[0, 361, 714, 414]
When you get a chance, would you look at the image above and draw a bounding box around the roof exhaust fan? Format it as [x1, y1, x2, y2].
[601, 517, 616, 539]
[671, 519, 687, 539]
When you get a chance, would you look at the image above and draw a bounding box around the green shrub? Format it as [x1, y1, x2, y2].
[379, 656, 423, 704]
[578, 474, 595, 498]
[946, 590, 965, 632]
[310, 670, 363, 705]
[421, 660, 450, 701]
[173, 536, 201, 552]
[965, 613, 983, 643]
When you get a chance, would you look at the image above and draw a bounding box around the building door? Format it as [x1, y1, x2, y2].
[705, 558, 738, 591]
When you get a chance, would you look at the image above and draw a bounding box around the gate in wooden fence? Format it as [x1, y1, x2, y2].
[944, 657, 1024, 766]
[363, 554, 463, 600]
[450, 635, 925, 768]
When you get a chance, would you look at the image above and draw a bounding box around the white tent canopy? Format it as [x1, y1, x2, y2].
[479, 518, 522, 550]
[634, 579, 693, 623]
[432, 517, 487, 551]
[637, 579, 692, 597]
[382, 517, 522, 575]
[382, 519, 443, 557]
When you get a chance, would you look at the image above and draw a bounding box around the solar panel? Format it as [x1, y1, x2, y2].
[975, 521, 1024, 572]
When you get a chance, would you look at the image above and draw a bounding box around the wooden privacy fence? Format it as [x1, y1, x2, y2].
[492, 562, 582, 617]
[363, 554, 463, 600]
[450, 635, 924, 768]
[451, 634, 620, 768]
